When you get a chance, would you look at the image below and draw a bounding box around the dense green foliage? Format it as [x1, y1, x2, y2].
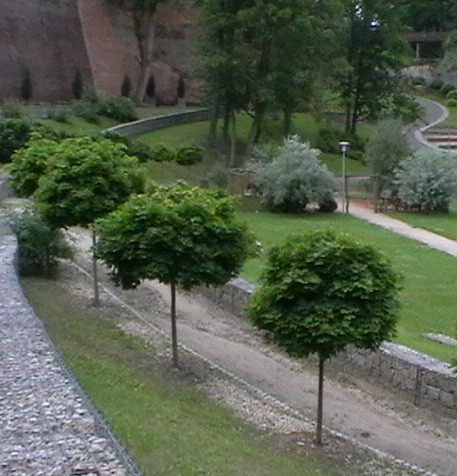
[247, 230, 400, 444]
[340, 0, 409, 133]
[9, 208, 73, 276]
[176, 145, 204, 167]
[96, 183, 255, 290]
[393, 149, 457, 213]
[34, 136, 144, 228]
[254, 136, 336, 213]
[96, 182, 256, 365]
[9, 134, 58, 197]
[247, 231, 400, 360]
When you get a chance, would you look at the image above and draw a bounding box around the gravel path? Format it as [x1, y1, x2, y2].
[0, 227, 139, 476]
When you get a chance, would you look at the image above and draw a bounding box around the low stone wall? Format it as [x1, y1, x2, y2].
[107, 108, 214, 138]
[200, 278, 457, 418]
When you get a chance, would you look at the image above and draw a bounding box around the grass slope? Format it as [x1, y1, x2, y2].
[239, 211, 457, 363]
[22, 276, 345, 476]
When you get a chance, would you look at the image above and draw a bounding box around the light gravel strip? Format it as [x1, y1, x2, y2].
[70, 261, 438, 476]
[0, 227, 142, 476]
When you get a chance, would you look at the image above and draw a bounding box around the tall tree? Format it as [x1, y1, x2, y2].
[340, 0, 408, 133]
[399, 0, 457, 32]
[34, 136, 144, 305]
[247, 231, 400, 445]
[107, 0, 166, 104]
[198, 0, 339, 148]
[95, 183, 256, 367]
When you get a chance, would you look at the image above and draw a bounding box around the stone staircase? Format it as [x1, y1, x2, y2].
[422, 126, 457, 152]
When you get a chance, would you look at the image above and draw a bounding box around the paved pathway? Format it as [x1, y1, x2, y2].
[345, 201, 457, 257]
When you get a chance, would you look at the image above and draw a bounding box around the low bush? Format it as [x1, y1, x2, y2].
[176, 145, 204, 167]
[394, 149, 457, 213]
[255, 136, 336, 213]
[9, 208, 73, 276]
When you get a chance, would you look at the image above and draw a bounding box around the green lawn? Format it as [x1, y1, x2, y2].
[239, 211, 457, 363]
[22, 276, 347, 476]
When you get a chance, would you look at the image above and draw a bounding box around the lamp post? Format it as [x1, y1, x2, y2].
[339, 141, 350, 213]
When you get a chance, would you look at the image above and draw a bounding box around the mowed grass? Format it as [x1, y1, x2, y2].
[239, 211, 457, 363]
[21, 276, 345, 476]
[138, 112, 367, 183]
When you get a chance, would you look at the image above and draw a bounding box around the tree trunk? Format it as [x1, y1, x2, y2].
[208, 102, 220, 146]
[133, 10, 156, 105]
[248, 102, 267, 147]
[282, 107, 292, 138]
[170, 282, 179, 367]
[229, 109, 237, 166]
[91, 228, 100, 307]
[315, 353, 325, 445]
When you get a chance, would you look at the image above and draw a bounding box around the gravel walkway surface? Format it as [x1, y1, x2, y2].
[0, 226, 138, 476]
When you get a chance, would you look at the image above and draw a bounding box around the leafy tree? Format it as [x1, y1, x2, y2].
[393, 149, 457, 212]
[198, 0, 340, 148]
[9, 207, 73, 276]
[150, 143, 176, 163]
[364, 119, 410, 202]
[176, 145, 203, 167]
[106, 0, 167, 104]
[399, 0, 457, 32]
[34, 136, 144, 304]
[340, 0, 408, 133]
[246, 231, 400, 444]
[9, 134, 59, 197]
[95, 183, 256, 366]
[254, 136, 336, 213]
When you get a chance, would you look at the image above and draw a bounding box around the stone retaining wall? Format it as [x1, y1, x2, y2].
[107, 108, 214, 138]
[199, 278, 457, 418]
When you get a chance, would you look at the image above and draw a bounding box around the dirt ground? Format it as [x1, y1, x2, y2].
[62, 228, 457, 476]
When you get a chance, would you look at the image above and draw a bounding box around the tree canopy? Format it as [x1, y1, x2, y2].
[95, 183, 256, 365]
[34, 136, 143, 228]
[247, 231, 400, 443]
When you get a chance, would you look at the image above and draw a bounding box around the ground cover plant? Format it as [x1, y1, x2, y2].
[239, 211, 457, 363]
[21, 275, 348, 476]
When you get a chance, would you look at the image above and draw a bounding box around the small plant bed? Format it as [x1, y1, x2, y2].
[239, 211, 457, 363]
[20, 270, 401, 476]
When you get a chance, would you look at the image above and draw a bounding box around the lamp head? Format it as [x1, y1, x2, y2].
[339, 141, 350, 153]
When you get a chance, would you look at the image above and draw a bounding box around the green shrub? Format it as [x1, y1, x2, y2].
[318, 195, 338, 213]
[49, 107, 72, 123]
[447, 98, 457, 107]
[150, 143, 176, 163]
[394, 149, 457, 213]
[98, 97, 138, 122]
[0, 118, 31, 163]
[255, 136, 336, 213]
[9, 208, 73, 276]
[176, 145, 204, 167]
